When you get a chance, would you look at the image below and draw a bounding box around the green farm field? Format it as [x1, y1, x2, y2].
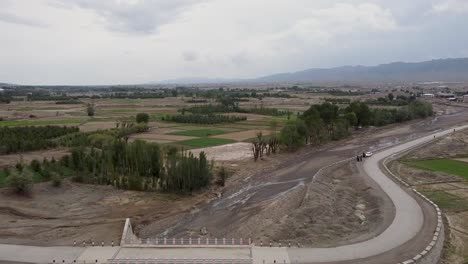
[403, 159, 468, 179]
[0, 118, 85, 127]
[177, 137, 236, 147]
[169, 128, 228, 137]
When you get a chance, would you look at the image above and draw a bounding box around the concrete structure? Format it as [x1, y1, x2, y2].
[436, 92, 455, 98]
[421, 93, 434, 98]
[1, 125, 467, 264]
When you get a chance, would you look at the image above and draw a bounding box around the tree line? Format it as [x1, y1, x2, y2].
[181, 103, 287, 117]
[367, 93, 416, 106]
[0, 126, 79, 154]
[45, 140, 212, 192]
[256, 100, 433, 154]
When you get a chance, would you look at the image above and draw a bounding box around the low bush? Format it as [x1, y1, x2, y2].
[7, 170, 33, 194]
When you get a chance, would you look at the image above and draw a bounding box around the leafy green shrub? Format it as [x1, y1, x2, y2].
[216, 166, 229, 187]
[7, 170, 33, 194]
[30, 159, 41, 173]
[51, 172, 62, 187]
[15, 162, 23, 172]
[136, 113, 150, 123]
[86, 103, 95, 116]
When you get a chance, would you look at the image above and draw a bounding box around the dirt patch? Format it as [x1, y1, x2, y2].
[445, 212, 468, 263]
[0, 149, 70, 168]
[250, 161, 387, 247]
[0, 180, 209, 246]
[405, 131, 468, 160]
[388, 161, 460, 186]
[190, 143, 253, 161]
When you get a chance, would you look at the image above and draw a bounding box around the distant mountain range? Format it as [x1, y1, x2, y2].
[161, 58, 468, 84]
[158, 77, 243, 85]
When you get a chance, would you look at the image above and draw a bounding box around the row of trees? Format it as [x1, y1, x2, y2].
[54, 123, 149, 148]
[367, 93, 416, 106]
[274, 100, 433, 152]
[162, 114, 247, 124]
[181, 104, 287, 117]
[60, 140, 212, 192]
[0, 126, 79, 154]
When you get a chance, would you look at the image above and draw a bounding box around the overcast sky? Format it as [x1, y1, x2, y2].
[1, 0, 468, 85]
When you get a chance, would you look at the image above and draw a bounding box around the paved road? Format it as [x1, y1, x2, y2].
[1, 124, 467, 264]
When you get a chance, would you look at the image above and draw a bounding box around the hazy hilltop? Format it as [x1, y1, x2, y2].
[158, 58, 468, 85]
[257, 58, 468, 83]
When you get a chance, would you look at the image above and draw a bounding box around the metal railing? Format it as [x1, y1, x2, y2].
[123, 238, 252, 248]
[107, 259, 253, 264]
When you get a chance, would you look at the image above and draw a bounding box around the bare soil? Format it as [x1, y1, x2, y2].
[79, 121, 118, 132]
[0, 180, 211, 246]
[190, 143, 253, 161]
[0, 149, 70, 168]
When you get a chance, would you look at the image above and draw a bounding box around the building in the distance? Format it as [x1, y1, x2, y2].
[421, 93, 435, 98]
[436, 92, 456, 98]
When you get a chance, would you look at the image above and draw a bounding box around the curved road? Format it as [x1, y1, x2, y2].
[1, 124, 467, 264]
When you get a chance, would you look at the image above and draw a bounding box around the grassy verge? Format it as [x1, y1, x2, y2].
[170, 129, 228, 137]
[421, 191, 468, 212]
[0, 119, 85, 127]
[403, 159, 468, 179]
[177, 137, 236, 148]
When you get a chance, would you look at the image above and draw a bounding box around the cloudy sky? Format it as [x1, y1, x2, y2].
[1, 0, 468, 85]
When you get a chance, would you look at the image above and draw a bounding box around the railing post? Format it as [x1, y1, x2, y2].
[223, 238, 226, 245]
[173, 238, 175, 245]
[215, 238, 218, 245]
[164, 237, 167, 245]
[240, 238, 243, 245]
[189, 237, 192, 245]
[198, 237, 201, 245]
[206, 237, 209, 245]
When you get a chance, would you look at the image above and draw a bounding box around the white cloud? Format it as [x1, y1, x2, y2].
[432, 0, 468, 13]
[51, 0, 201, 34]
[0, 0, 467, 84]
[0, 11, 48, 28]
[182, 51, 198, 61]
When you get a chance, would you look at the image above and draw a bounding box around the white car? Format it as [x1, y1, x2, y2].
[365, 151, 373, 157]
